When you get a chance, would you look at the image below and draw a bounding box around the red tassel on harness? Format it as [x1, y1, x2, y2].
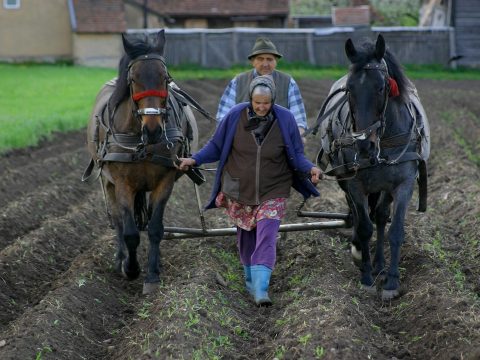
[388, 77, 400, 97]
[132, 89, 168, 101]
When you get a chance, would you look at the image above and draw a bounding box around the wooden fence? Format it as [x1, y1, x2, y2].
[128, 26, 454, 68]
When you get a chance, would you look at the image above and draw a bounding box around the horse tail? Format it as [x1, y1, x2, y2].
[134, 191, 149, 231]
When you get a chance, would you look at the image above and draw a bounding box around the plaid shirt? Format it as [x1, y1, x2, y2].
[216, 71, 307, 129]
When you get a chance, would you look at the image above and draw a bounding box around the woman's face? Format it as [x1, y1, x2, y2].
[251, 94, 272, 116]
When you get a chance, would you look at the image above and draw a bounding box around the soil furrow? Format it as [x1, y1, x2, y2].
[0, 178, 93, 249]
[0, 233, 133, 360]
[0, 189, 105, 333]
[0, 79, 478, 359]
[0, 130, 86, 169]
[0, 145, 88, 208]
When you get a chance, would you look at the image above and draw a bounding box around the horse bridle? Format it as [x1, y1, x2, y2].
[349, 59, 390, 143]
[127, 53, 171, 118]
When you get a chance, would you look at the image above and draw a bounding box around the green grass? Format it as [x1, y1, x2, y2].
[172, 62, 480, 81]
[1, 62, 479, 153]
[0, 63, 116, 152]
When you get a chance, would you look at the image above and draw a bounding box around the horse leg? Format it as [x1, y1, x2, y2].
[102, 179, 128, 273]
[382, 182, 414, 300]
[372, 192, 392, 278]
[142, 173, 175, 295]
[115, 184, 141, 280]
[342, 192, 362, 266]
[368, 192, 381, 222]
[348, 189, 375, 290]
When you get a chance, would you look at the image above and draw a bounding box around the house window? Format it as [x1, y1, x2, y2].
[4, 0, 20, 9]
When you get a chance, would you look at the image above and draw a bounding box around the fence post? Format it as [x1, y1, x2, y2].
[200, 31, 207, 67]
[306, 32, 316, 65]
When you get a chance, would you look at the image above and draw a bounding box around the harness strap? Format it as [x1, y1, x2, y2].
[324, 151, 422, 177]
[332, 136, 355, 149]
[351, 120, 382, 141]
[81, 158, 101, 183]
[101, 152, 177, 167]
[132, 89, 168, 101]
[380, 132, 414, 148]
[304, 89, 348, 137]
[169, 85, 217, 123]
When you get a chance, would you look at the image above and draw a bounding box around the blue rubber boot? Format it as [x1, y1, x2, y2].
[251, 265, 273, 306]
[243, 265, 253, 295]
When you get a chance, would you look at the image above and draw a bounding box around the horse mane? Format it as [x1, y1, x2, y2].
[349, 39, 410, 103]
[109, 55, 131, 110]
[109, 33, 164, 110]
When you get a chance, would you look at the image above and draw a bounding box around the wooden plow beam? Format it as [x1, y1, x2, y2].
[163, 179, 352, 239]
[164, 211, 351, 239]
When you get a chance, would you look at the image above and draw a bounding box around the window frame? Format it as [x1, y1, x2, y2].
[3, 0, 20, 9]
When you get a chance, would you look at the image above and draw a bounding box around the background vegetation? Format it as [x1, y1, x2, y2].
[1, 62, 479, 153]
[290, 0, 422, 26]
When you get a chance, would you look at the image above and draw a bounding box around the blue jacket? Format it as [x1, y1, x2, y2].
[193, 102, 319, 210]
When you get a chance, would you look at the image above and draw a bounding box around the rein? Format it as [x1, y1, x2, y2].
[304, 87, 348, 137]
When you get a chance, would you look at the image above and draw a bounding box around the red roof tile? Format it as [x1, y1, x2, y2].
[72, 0, 126, 33]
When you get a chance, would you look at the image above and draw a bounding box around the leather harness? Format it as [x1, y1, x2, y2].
[82, 55, 213, 185]
[313, 60, 429, 211]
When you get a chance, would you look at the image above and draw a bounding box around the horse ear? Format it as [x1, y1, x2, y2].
[375, 34, 386, 61]
[154, 30, 166, 55]
[345, 38, 357, 63]
[122, 33, 134, 56]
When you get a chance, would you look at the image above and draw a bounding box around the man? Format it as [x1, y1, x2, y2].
[216, 37, 308, 140]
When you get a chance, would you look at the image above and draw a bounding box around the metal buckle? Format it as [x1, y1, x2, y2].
[137, 108, 166, 115]
[351, 131, 367, 140]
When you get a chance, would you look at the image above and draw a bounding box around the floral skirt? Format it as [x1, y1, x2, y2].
[215, 192, 287, 231]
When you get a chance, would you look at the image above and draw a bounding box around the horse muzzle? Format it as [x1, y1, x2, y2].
[139, 109, 166, 145]
[141, 124, 163, 145]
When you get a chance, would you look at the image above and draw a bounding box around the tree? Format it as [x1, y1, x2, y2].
[290, 0, 421, 26]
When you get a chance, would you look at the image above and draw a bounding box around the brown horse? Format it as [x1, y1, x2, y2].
[84, 30, 199, 294]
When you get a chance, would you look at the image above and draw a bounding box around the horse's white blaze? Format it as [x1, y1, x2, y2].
[351, 245, 362, 261]
[359, 72, 366, 84]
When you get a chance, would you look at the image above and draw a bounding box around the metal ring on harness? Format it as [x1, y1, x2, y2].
[137, 107, 167, 116]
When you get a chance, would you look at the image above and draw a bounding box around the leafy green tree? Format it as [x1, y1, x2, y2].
[290, 0, 351, 16]
[370, 0, 421, 26]
[290, 0, 421, 26]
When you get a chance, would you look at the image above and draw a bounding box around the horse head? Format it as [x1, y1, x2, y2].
[122, 30, 169, 145]
[345, 34, 392, 162]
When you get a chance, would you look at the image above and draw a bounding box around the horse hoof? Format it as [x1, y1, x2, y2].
[143, 282, 160, 295]
[382, 289, 400, 300]
[351, 246, 362, 268]
[121, 260, 141, 280]
[115, 260, 122, 274]
[361, 284, 377, 294]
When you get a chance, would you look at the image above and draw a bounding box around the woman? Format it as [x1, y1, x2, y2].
[178, 75, 322, 306]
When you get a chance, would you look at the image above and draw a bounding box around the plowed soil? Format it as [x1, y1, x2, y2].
[0, 78, 479, 360]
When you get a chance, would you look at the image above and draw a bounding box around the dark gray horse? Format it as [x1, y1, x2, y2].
[83, 30, 204, 294]
[317, 34, 430, 300]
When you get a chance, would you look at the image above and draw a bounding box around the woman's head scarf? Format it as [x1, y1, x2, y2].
[249, 75, 276, 103]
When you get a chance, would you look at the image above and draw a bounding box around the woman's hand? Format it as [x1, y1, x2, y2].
[176, 157, 196, 171]
[310, 166, 323, 184]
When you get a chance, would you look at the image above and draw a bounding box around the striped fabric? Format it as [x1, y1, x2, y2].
[216, 73, 307, 129]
